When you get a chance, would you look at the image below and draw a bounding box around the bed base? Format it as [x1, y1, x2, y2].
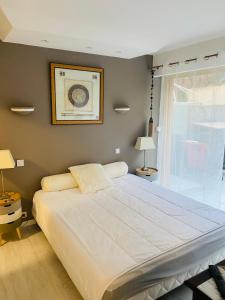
[128, 247, 225, 300]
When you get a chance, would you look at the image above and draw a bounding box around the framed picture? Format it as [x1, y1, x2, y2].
[50, 63, 104, 124]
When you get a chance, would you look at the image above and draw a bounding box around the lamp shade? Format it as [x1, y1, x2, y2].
[135, 137, 155, 150]
[0, 150, 15, 169]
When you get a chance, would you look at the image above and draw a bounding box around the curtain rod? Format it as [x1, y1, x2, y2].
[153, 52, 220, 71]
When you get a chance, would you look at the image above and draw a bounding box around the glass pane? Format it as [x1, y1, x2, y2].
[168, 69, 225, 209]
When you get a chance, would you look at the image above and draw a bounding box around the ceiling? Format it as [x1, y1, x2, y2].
[1, 0, 225, 59]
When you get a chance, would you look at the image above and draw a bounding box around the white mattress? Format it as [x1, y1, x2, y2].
[33, 174, 225, 300]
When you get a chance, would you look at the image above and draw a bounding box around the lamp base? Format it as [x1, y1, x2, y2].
[0, 193, 10, 201]
[0, 236, 7, 247]
[141, 167, 149, 171]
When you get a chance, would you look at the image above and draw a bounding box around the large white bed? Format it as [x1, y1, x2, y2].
[33, 173, 225, 300]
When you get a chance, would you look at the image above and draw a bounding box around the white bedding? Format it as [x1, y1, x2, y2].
[33, 174, 225, 300]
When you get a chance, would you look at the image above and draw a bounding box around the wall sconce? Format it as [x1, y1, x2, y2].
[10, 107, 35, 115]
[114, 106, 130, 114]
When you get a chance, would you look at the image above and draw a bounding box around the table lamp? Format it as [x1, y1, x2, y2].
[0, 150, 15, 199]
[135, 137, 155, 171]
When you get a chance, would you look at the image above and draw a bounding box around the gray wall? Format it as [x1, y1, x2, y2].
[0, 42, 154, 217]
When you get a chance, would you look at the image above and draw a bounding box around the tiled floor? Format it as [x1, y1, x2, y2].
[0, 222, 193, 300]
[169, 175, 225, 210]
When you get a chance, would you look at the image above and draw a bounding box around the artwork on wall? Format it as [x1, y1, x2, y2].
[50, 63, 104, 124]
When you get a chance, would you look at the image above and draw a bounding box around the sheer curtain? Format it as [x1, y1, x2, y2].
[157, 68, 225, 209]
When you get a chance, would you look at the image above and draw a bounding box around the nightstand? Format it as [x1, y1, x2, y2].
[136, 167, 158, 182]
[0, 192, 22, 246]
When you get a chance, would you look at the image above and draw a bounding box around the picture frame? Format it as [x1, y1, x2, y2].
[50, 63, 104, 125]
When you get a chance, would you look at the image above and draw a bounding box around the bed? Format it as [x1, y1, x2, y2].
[33, 173, 225, 300]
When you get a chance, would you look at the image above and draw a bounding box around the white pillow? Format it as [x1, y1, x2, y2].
[69, 163, 113, 193]
[103, 161, 128, 178]
[41, 161, 128, 192]
[41, 173, 78, 192]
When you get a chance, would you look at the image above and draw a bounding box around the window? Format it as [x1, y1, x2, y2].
[158, 68, 225, 209]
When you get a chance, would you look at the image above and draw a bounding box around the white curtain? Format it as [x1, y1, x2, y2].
[157, 68, 225, 209]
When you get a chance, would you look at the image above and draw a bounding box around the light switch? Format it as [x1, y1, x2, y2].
[17, 160, 24, 167]
[115, 148, 120, 154]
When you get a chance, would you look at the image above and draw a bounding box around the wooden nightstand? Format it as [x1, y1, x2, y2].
[0, 192, 22, 246]
[136, 167, 158, 182]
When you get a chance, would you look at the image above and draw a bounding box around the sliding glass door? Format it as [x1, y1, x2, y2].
[158, 68, 225, 209]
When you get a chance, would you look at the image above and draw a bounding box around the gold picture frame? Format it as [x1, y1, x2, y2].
[50, 63, 104, 125]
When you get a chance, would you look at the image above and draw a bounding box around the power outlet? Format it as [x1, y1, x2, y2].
[115, 148, 120, 154]
[17, 160, 24, 167]
[22, 211, 27, 219]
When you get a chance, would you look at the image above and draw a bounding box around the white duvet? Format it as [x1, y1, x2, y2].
[33, 174, 225, 300]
